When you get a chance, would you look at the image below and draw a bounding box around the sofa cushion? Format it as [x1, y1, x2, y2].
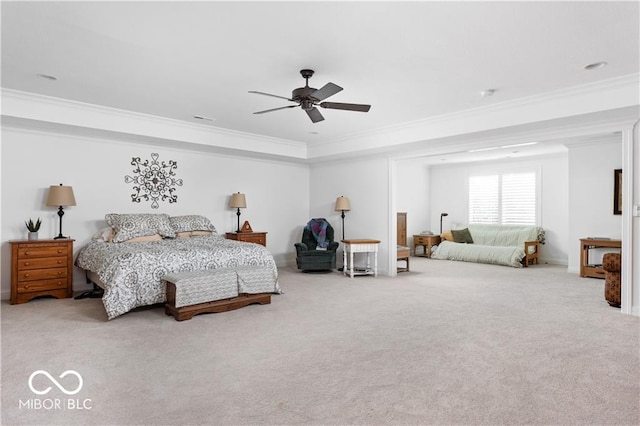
[452, 228, 474, 244]
[467, 224, 541, 246]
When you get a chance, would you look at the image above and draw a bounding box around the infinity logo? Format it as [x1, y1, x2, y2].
[28, 370, 83, 395]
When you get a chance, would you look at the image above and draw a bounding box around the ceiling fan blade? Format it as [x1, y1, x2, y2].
[248, 91, 294, 102]
[253, 105, 298, 115]
[320, 102, 371, 112]
[306, 107, 324, 123]
[311, 83, 343, 101]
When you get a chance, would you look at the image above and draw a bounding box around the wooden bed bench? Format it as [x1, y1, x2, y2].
[163, 269, 271, 321]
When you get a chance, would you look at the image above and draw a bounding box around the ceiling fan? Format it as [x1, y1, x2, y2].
[249, 69, 371, 123]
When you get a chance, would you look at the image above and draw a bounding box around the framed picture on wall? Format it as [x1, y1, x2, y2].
[613, 169, 622, 215]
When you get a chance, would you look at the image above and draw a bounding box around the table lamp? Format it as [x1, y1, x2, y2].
[229, 192, 247, 233]
[46, 184, 76, 239]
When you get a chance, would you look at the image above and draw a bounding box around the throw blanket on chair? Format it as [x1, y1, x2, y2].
[306, 218, 329, 248]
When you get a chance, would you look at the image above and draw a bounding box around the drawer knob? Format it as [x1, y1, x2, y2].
[57, 282, 63, 287]
[57, 271, 63, 276]
[25, 251, 30, 255]
[24, 262, 30, 266]
[24, 285, 29, 289]
[57, 250, 63, 253]
[24, 273, 30, 278]
[57, 260, 62, 264]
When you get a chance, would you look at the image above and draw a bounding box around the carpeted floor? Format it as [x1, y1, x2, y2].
[1, 258, 639, 425]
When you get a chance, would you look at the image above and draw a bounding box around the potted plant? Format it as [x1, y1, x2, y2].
[25, 218, 42, 240]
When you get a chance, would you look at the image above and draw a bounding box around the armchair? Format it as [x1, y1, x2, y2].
[602, 252, 621, 308]
[295, 218, 339, 271]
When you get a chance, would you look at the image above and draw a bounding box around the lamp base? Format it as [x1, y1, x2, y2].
[54, 235, 68, 240]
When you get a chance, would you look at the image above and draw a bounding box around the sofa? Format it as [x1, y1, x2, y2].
[431, 224, 544, 268]
[602, 252, 621, 307]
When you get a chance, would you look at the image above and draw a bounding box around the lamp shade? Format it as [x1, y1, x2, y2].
[229, 192, 247, 209]
[334, 196, 351, 212]
[46, 184, 76, 207]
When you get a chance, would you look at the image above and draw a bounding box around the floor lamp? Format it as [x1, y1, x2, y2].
[335, 196, 351, 271]
[334, 196, 351, 241]
[440, 212, 449, 234]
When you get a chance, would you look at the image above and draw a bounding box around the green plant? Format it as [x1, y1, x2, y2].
[25, 218, 42, 232]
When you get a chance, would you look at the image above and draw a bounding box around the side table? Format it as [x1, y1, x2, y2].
[10, 239, 74, 304]
[413, 234, 441, 258]
[579, 238, 621, 278]
[342, 239, 380, 278]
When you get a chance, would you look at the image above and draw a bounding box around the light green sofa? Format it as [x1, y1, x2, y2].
[432, 224, 544, 268]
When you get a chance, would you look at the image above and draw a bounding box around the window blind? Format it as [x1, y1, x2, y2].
[469, 171, 537, 225]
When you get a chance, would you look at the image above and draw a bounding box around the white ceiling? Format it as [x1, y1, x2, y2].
[2, 1, 639, 159]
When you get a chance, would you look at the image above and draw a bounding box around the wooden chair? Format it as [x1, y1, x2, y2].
[397, 212, 410, 272]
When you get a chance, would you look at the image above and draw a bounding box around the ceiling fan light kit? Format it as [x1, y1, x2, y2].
[250, 69, 371, 123]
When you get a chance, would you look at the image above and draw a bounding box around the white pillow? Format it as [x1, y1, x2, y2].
[105, 213, 175, 243]
[169, 215, 217, 233]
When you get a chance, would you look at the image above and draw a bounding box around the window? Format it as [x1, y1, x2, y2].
[468, 171, 537, 225]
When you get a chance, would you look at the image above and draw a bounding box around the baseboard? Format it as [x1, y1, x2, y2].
[539, 257, 569, 267]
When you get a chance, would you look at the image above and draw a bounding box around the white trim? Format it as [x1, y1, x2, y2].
[1, 89, 309, 160]
[620, 123, 637, 315]
[388, 158, 398, 278]
[311, 74, 640, 158]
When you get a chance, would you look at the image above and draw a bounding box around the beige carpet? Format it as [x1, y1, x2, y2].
[2, 258, 639, 425]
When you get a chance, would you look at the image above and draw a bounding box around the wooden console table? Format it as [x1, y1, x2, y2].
[342, 239, 380, 278]
[579, 238, 621, 278]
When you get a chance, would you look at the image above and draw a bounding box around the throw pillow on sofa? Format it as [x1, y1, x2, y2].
[452, 228, 474, 244]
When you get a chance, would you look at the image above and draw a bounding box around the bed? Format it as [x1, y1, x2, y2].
[75, 214, 281, 320]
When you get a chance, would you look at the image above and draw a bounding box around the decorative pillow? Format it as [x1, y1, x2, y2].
[169, 215, 216, 233]
[92, 227, 115, 242]
[441, 230, 454, 241]
[124, 234, 163, 243]
[190, 230, 213, 237]
[105, 213, 175, 243]
[176, 231, 193, 238]
[452, 228, 474, 244]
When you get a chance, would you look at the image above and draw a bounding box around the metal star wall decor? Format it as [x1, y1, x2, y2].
[124, 153, 183, 209]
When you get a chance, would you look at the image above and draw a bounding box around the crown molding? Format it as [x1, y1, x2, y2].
[0, 88, 308, 160]
[311, 73, 640, 159]
[2, 73, 638, 163]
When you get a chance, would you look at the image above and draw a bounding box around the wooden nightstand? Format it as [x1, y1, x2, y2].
[10, 239, 74, 304]
[225, 232, 267, 247]
[413, 234, 441, 258]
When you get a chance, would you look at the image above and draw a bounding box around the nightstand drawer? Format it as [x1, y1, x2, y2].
[17, 278, 68, 293]
[242, 234, 266, 245]
[17, 267, 67, 282]
[18, 246, 68, 258]
[413, 236, 429, 244]
[18, 256, 67, 271]
[225, 232, 267, 247]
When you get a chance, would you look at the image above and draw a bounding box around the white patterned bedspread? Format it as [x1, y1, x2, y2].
[76, 235, 281, 319]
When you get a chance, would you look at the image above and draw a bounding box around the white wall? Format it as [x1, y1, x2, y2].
[309, 157, 391, 274]
[396, 158, 431, 238]
[427, 154, 570, 265]
[1, 126, 310, 298]
[567, 138, 623, 273]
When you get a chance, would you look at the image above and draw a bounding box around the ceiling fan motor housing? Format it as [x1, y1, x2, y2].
[292, 87, 319, 107]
